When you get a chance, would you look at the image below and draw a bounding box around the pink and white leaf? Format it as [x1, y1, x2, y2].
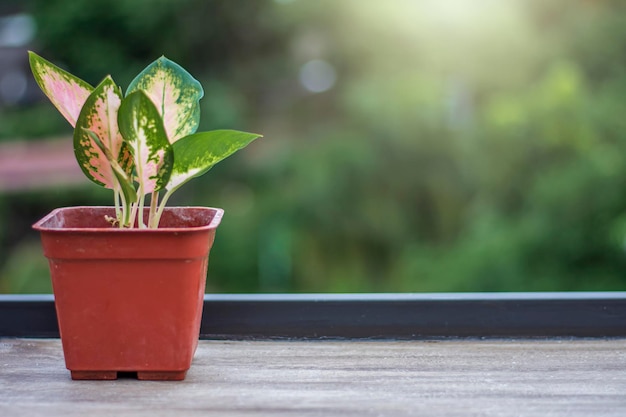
[73, 76, 126, 189]
[29, 51, 94, 127]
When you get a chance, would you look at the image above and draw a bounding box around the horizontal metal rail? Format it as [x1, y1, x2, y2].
[1, 292, 625, 339]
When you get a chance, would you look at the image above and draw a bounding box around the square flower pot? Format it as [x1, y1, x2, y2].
[33, 206, 223, 381]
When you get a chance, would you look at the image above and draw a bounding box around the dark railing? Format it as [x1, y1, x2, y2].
[2, 292, 625, 339]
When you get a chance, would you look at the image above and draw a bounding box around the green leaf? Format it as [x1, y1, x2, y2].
[28, 51, 94, 127]
[73, 76, 125, 189]
[167, 130, 261, 191]
[126, 56, 203, 143]
[118, 90, 174, 194]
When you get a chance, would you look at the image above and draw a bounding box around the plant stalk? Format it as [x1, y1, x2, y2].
[114, 187, 121, 220]
[137, 187, 147, 229]
[148, 191, 159, 228]
[153, 186, 179, 228]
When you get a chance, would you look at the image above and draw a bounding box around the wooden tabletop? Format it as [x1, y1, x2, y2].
[1, 338, 625, 416]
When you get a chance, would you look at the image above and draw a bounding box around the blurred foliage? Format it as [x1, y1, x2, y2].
[2, 0, 626, 293]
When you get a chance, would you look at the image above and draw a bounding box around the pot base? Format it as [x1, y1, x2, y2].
[71, 370, 187, 381]
[71, 371, 117, 380]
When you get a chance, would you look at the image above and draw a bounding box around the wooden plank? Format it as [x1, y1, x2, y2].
[2, 293, 626, 339]
[1, 338, 625, 416]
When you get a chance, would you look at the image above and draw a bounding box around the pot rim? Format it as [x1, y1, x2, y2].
[33, 206, 224, 233]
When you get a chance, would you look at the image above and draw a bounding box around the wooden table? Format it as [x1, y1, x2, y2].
[2, 337, 625, 416]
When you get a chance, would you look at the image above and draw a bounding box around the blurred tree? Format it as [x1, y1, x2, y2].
[2, 0, 626, 293]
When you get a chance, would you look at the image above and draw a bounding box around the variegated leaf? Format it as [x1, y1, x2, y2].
[28, 51, 94, 127]
[118, 90, 173, 194]
[126, 56, 203, 143]
[167, 130, 261, 191]
[84, 129, 137, 206]
[73, 76, 125, 189]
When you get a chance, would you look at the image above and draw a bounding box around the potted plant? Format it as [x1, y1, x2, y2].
[29, 52, 261, 380]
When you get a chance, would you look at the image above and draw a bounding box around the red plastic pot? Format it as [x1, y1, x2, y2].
[33, 206, 223, 381]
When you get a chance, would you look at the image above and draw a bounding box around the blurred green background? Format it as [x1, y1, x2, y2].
[1, 0, 626, 293]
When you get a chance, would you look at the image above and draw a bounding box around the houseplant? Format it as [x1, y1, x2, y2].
[29, 52, 261, 380]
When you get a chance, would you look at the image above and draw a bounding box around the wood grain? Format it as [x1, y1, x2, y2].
[1, 338, 625, 416]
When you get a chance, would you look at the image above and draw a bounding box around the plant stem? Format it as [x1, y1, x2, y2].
[118, 186, 128, 228]
[129, 201, 139, 228]
[148, 191, 159, 228]
[153, 186, 179, 228]
[137, 187, 146, 229]
[114, 187, 121, 220]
